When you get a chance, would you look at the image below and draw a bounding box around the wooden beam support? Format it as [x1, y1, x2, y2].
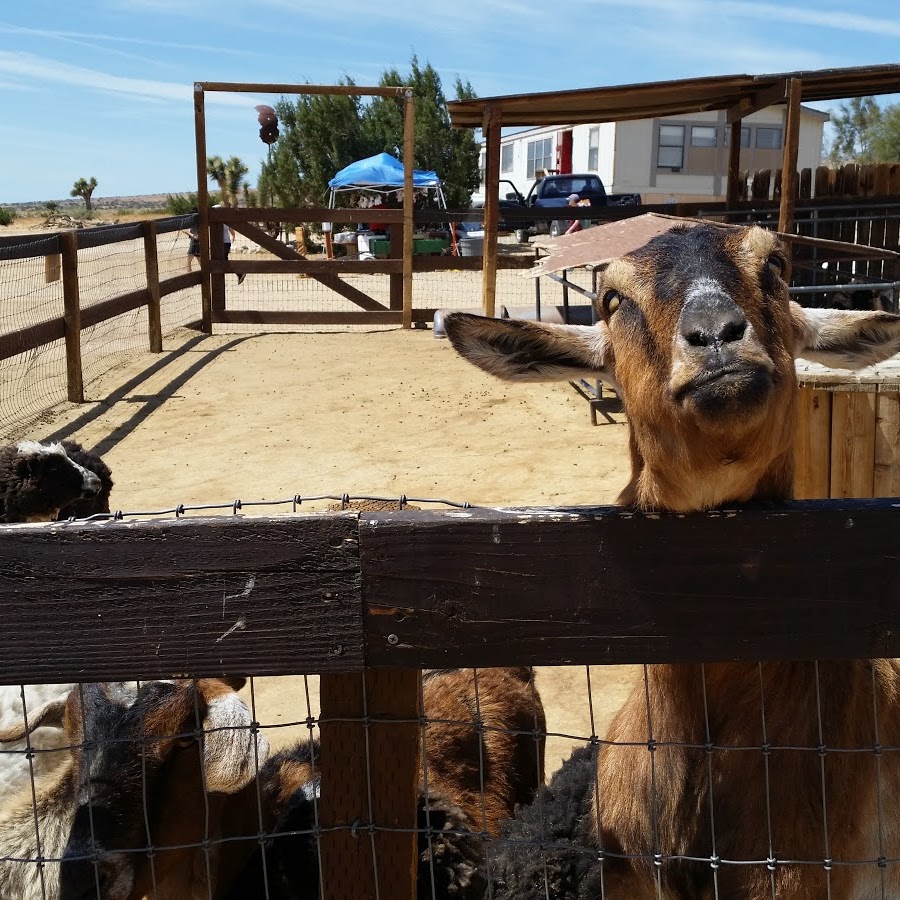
[402, 90, 415, 329]
[778, 78, 803, 235]
[198, 82, 405, 98]
[481, 103, 502, 319]
[60, 230, 84, 403]
[227, 222, 391, 310]
[143, 220, 163, 353]
[725, 79, 788, 124]
[193, 84, 212, 334]
[726, 120, 743, 210]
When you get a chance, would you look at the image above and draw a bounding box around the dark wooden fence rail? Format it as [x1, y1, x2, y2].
[1, 498, 898, 900]
[1, 498, 898, 683]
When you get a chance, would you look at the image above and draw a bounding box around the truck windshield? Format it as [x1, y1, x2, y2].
[566, 177, 602, 194]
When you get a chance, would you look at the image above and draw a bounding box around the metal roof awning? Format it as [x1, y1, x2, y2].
[529, 213, 900, 278]
[448, 64, 900, 128]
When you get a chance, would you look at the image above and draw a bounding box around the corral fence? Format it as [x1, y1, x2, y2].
[0, 163, 897, 439]
[0, 215, 201, 437]
[1, 496, 900, 899]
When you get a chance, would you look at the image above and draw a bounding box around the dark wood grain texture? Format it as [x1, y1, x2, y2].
[359, 501, 900, 668]
[0, 514, 362, 683]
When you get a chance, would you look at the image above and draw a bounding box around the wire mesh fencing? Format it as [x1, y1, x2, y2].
[3, 658, 900, 900]
[0, 219, 202, 441]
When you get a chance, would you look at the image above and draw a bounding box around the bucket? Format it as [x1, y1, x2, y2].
[459, 237, 484, 257]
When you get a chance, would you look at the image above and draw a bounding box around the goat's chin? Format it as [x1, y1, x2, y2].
[676, 367, 774, 421]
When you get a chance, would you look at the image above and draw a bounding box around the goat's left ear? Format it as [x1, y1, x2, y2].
[0, 697, 66, 742]
[790, 303, 900, 369]
[444, 313, 614, 383]
[200, 687, 270, 793]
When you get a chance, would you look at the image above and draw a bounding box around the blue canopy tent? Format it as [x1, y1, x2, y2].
[327, 152, 445, 204]
[326, 152, 455, 257]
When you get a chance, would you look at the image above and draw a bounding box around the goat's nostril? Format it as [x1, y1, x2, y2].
[719, 320, 747, 344]
[686, 331, 708, 348]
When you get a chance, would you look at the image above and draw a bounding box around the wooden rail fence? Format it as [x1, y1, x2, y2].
[1, 500, 899, 898]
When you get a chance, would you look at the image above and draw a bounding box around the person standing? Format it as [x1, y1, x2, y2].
[212, 204, 244, 284]
[181, 208, 201, 273]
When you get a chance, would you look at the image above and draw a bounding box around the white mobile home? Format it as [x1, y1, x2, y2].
[479, 105, 828, 204]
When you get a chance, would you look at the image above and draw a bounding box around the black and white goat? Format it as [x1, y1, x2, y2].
[56, 441, 113, 520]
[0, 678, 267, 900]
[0, 441, 102, 523]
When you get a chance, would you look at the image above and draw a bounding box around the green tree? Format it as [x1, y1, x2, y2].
[871, 103, 900, 163]
[828, 97, 882, 164]
[258, 59, 480, 210]
[70, 177, 98, 212]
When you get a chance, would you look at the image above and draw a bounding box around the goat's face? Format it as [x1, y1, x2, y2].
[51, 679, 267, 900]
[11, 442, 101, 522]
[445, 224, 900, 511]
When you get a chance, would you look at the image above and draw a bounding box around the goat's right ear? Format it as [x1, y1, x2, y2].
[0, 697, 67, 742]
[443, 313, 613, 382]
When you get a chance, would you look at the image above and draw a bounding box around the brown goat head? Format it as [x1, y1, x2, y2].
[1, 679, 266, 900]
[445, 223, 900, 511]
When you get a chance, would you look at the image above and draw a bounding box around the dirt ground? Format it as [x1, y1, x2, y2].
[30, 325, 639, 773]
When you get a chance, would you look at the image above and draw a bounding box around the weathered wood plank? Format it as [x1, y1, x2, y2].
[319, 669, 420, 900]
[0, 514, 362, 683]
[830, 390, 877, 498]
[793, 387, 832, 499]
[359, 502, 900, 668]
[875, 392, 900, 497]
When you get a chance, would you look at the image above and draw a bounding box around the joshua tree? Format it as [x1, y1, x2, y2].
[70, 177, 98, 212]
[207, 155, 228, 201]
[206, 155, 249, 207]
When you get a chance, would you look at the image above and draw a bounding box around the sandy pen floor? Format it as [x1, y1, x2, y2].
[25, 325, 639, 773]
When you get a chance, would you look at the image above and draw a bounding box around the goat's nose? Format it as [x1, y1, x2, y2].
[679, 296, 747, 349]
[82, 472, 101, 495]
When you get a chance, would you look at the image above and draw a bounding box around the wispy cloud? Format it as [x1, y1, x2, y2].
[0, 53, 260, 107]
[0, 22, 268, 59]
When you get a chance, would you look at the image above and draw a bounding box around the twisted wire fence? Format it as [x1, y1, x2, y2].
[0, 498, 898, 898]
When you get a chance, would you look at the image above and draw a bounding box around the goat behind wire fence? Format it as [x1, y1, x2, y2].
[3, 658, 900, 900]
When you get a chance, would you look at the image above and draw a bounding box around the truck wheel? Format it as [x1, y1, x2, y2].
[514, 228, 528, 244]
[549, 220, 563, 238]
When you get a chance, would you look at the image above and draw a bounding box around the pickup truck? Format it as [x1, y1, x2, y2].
[483, 174, 641, 242]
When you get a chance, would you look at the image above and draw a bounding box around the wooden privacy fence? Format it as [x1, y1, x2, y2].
[0, 216, 201, 403]
[2, 499, 900, 898]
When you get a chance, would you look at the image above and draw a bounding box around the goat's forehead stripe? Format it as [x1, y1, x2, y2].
[685, 276, 726, 302]
[16, 440, 66, 457]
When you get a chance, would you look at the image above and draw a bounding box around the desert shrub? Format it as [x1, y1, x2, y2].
[165, 192, 222, 214]
[0, 207, 16, 226]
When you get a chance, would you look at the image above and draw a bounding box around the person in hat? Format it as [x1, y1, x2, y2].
[565, 193, 585, 236]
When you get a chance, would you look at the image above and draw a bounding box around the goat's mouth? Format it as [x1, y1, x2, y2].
[675, 364, 773, 414]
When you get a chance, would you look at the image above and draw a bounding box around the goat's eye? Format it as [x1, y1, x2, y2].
[602, 289, 621, 316]
[766, 254, 785, 277]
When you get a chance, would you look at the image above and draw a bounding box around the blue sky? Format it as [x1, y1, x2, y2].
[1, 0, 898, 203]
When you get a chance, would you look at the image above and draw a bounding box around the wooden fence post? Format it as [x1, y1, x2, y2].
[402, 90, 415, 330]
[193, 83, 213, 334]
[481, 103, 501, 320]
[59, 231, 84, 403]
[319, 668, 420, 900]
[143, 220, 163, 353]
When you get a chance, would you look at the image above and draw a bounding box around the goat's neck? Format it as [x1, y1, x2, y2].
[0, 764, 76, 900]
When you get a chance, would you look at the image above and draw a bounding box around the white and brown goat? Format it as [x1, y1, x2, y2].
[0, 678, 267, 900]
[445, 223, 900, 898]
